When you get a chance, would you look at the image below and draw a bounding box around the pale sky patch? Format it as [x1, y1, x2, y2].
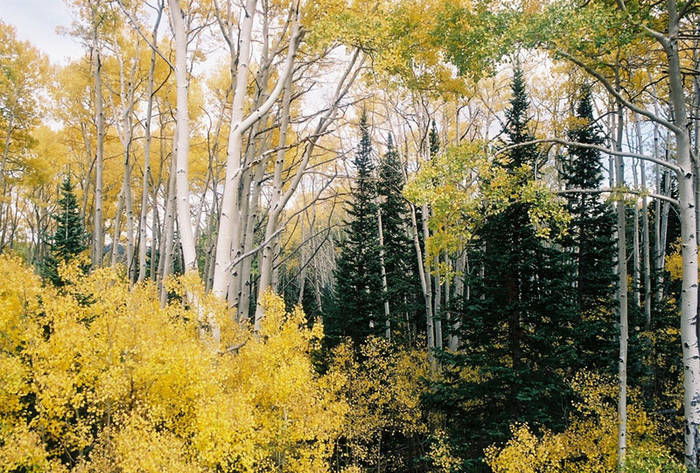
[2, 0, 83, 64]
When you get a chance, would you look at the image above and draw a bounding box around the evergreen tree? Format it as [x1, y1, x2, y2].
[43, 175, 88, 285]
[429, 119, 440, 158]
[433, 66, 577, 469]
[327, 111, 384, 347]
[377, 134, 422, 344]
[561, 87, 617, 372]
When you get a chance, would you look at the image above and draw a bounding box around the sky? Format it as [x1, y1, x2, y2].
[2, 0, 83, 64]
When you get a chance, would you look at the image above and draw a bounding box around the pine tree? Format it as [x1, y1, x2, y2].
[429, 119, 440, 158]
[433, 66, 577, 467]
[561, 87, 617, 372]
[43, 175, 88, 285]
[326, 111, 384, 347]
[377, 134, 422, 344]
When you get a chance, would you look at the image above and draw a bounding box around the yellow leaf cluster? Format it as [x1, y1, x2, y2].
[327, 337, 449, 471]
[0, 256, 347, 472]
[405, 141, 569, 262]
[485, 372, 684, 473]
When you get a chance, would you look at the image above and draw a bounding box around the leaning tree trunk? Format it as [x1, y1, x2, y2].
[410, 203, 434, 352]
[158, 154, 177, 306]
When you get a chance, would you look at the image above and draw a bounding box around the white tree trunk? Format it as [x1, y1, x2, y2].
[138, 5, 163, 281]
[434, 252, 443, 349]
[637, 119, 652, 327]
[665, 2, 700, 463]
[94, 51, 105, 267]
[632, 161, 641, 308]
[378, 206, 391, 340]
[169, 0, 197, 274]
[614, 102, 628, 471]
[158, 149, 177, 306]
[252, 48, 360, 328]
[111, 190, 124, 265]
[213, 0, 300, 301]
[449, 250, 466, 350]
[409, 203, 434, 352]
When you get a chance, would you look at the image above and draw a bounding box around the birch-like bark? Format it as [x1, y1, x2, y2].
[434, 252, 443, 349]
[150, 187, 160, 281]
[94, 50, 105, 267]
[158, 151, 176, 306]
[254, 49, 362, 327]
[449, 250, 466, 350]
[377, 206, 391, 340]
[632, 161, 641, 308]
[138, 3, 163, 281]
[111, 190, 124, 265]
[444, 253, 451, 347]
[297, 219, 307, 306]
[409, 203, 434, 351]
[256, 77, 292, 309]
[168, 0, 197, 274]
[664, 1, 700, 464]
[236, 135, 267, 317]
[614, 99, 628, 472]
[636, 119, 652, 326]
[212, 0, 301, 301]
[0, 120, 14, 250]
[655, 159, 663, 299]
[422, 205, 435, 347]
[123, 147, 135, 278]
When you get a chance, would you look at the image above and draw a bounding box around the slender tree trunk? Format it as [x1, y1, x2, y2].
[637, 119, 652, 327]
[158, 136, 177, 306]
[94, 51, 105, 267]
[124, 150, 135, 279]
[150, 190, 160, 280]
[256, 77, 292, 312]
[313, 255, 323, 323]
[169, 0, 198, 275]
[237, 144, 266, 318]
[449, 250, 466, 350]
[111, 190, 124, 265]
[433, 253, 443, 349]
[0, 122, 14, 250]
[138, 5, 162, 282]
[410, 203, 434, 352]
[378, 206, 391, 340]
[297, 219, 307, 306]
[614, 99, 628, 472]
[632, 161, 641, 308]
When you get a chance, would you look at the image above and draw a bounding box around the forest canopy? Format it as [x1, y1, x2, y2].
[0, 0, 699, 471]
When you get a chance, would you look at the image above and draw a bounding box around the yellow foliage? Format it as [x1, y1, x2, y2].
[328, 337, 451, 471]
[405, 141, 569, 264]
[665, 242, 684, 282]
[485, 372, 684, 473]
[0, 256, 346, 472]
